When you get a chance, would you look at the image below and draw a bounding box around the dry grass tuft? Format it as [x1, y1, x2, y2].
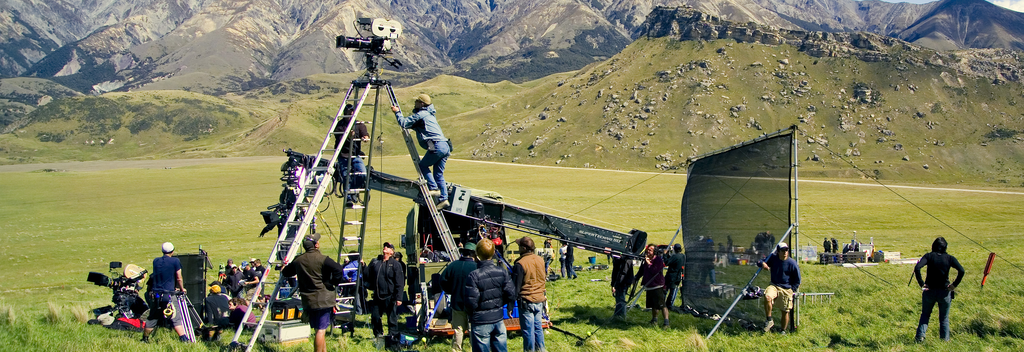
[44, 301, 65, 324]
[70, 305, 90, 323]
[619, 337, 638, 349]
[681, 330, 708, 351]
[0, 303, 15, 325]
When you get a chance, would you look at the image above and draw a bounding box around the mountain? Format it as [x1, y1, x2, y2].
[898, 0, 1024, 51]
[3, 0, 1024, 96]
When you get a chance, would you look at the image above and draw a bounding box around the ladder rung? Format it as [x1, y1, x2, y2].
[336, 296, 356, 301]
[287, 221, 305, 226]
[338, 282, 356, 287]
[348, 204, 365, 209]
[342, 236, 361, 241]
[344, 221, 363, 225]
[305, 183, 321, 189]
[297, 202, 311, 208]
[351, 172, 367, 175]
[311, 166, 330, 172]
[340, 252, 360, 256]
[347, 189, 365, 194]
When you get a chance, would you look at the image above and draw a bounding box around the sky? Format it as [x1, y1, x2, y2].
[880, 0, 1024, 12]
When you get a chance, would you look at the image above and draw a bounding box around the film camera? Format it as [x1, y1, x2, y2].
[336, 18, 402, 55]
[87, 261, 149, 319]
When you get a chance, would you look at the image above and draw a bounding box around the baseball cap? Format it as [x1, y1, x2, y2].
[777, 242, 789, 251]
[462, 242, 477, 252]
[383, 242, 395, 249]
[161, 242, 174, 254]
[302, 233, 321, 250]
[673, 243, 682, 251]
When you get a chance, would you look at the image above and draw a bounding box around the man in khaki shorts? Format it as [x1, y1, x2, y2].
[757, 242, 801, 333]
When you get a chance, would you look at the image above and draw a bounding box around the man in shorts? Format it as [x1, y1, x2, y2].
[758, 242, 801, 333]
[142, 242, 188, 343]
[282, 233, 345, 352]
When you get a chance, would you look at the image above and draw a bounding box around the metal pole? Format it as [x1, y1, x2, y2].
[705, 224, 794, 339]
[792, 125, 800, 329]
[666, 225, 682, 248]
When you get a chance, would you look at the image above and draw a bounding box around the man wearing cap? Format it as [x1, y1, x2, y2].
[142, 242, 188, 343]
[511, 237, 546, 351]
[392, 94, 451, 209]
[281, 233, 345, 352]
[363, 242, 405, 342]
[202, 284, 231, 341]
[757, 242, 801, 333]
[665, 243, 686, 311]
[610, 255, 634, 320]
[440, 242, 478, 352]
[241, 260, 260, 299]
[466, 238, 516, 352]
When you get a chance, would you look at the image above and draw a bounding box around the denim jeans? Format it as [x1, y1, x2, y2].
[613, 286, 628, 319]
[565, 258, 576, 279]
[519, 301, 545, 352]
[559, 258, 566, 278]
[471, 320, 508, 352]
[916, 289, 952, 341]
[338, 156, 366, 200]
[419, 140, 450, 202]
[666, 284, 680, 309]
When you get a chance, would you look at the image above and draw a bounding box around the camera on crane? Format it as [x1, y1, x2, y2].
[336, 18, 403, 55]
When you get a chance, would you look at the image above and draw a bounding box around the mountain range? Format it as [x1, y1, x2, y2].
[1, 0, 1023, 96]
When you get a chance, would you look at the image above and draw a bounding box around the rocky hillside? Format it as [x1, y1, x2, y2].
[4, 0, 1024, 97]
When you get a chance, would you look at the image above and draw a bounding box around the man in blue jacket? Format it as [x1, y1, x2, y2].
[758, 242, 801, 333]
[465, 239, 516, 352]
[392, 94, 451, 209]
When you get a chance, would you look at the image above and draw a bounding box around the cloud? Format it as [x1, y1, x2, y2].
[990, 0, 1024, 13]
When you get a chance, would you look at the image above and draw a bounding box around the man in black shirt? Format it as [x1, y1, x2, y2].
[333, 104, 371, 207]
[610, 256, 634, 320]
[664, 243, 686, 311]
[363, 242, 405, 341]
[913, 237, 964, 342]
[202, 284, 231, 341]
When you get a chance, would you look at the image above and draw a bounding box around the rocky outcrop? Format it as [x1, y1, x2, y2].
[638, 6, 1024, 83]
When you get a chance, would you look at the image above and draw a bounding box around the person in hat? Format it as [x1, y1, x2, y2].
[440, 242, 478, 351]
[610, 254, 634, 320]
[665, 243, 686, 311]
[281, 233, 345, 352]
[392, 94, 451, 209]
[512, 237, 547, 352]
[142, 242, 187, 343]
[363, 242, 405, 342]
[202, 284, 231, 341]
[757, 242, 801, 333]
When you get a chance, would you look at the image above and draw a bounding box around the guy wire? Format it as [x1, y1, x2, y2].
[817, 141, 1024, 275]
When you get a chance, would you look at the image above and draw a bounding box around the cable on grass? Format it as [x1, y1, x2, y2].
[815, 139, 1024, 275]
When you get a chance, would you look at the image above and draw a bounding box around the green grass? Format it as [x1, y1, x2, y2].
[1, 157, 1023, 351]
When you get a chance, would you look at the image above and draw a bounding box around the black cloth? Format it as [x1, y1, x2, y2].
[665, 252, 686, 287]
[281, 248, 346, 310]
[224, 270, 244, 297]
[151, 256, 181, 293]
[823, 239, 832, 253]
[333, 118, 369, 157]
[465, 260, 516, 324]
[254, 265, 266, 280]
[363, 255, 406, 300]
[370, 297, 399, 338]
[440, 256, 478, 311]
[610, 257, 634, 291]
[915, 252, 965, 289]
[203, 293, 231, 326]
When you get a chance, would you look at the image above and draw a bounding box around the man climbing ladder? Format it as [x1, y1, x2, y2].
[392, 93, 451, 209]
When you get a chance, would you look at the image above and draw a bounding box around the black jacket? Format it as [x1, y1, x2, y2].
[440, 256, 477, 311]
[665, 253, 686, 286]
[363, 255, 405, 300]
[203, 293, 231, 326]
[610, 257, 634, 290]
[465, 260, 515, 324]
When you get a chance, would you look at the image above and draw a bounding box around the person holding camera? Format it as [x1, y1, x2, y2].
[281, 233, 345, 352]
[392, 94, 451, 209]
[142, 242, 188, 343]
[914, 237, 965, 342]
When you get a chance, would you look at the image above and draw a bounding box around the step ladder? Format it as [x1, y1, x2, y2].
[384, 83, 460, 262]
[228, 81, 374, 352]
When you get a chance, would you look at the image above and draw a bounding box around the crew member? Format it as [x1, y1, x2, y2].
[281, 233, 345, 352]
[758, 242, 801, 333]
[392, 94, 450, 209]
[440, 242, 478, 352]
[466, 239, 516, 352]
[333, 104, 370, 207]
[665, 243, 686, 310]
[914, 237, 965, 342]
[142, 242, 188, 343]
[636, 244, 669, 328]
[610, 255, 634, 320]
[202, 284, 231, 341]
[512, 237, 546, 352]
[364, 242, 405, 342]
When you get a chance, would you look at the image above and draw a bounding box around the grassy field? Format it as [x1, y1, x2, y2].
[1, 157, 1023, 351]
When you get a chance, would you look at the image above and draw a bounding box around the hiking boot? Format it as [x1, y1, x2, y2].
[427, 189, 441, 197]
[436, 200, 450, 209]
[662, 320, 671, 329]
[763, 319, 774, 332]
[141, 336, 150, 343]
